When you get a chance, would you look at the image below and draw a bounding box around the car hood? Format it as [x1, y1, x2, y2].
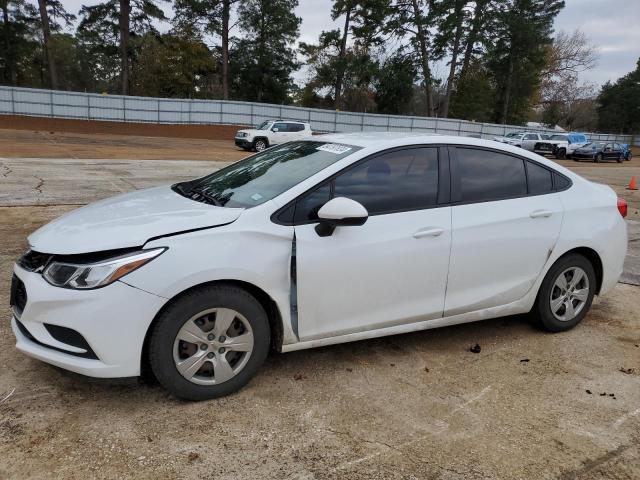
[28, 186, 244, 255]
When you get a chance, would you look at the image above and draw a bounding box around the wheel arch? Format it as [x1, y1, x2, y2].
[555, 247, 604, 294]
[140, 279, 284, 379]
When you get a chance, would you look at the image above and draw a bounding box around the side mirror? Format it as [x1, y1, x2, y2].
[315, 197, 368, 237]
[272, 127, 279, 132]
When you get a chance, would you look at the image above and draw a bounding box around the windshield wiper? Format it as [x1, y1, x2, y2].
[187, 186, 223, 207]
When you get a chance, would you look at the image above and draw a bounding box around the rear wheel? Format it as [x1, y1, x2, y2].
[532, 254, 596, 332]
[149, 285, 270, 401]
[595, 153, 602, 163]
[617, 154, 623, 163]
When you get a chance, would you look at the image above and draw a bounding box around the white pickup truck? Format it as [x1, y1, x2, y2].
[532, 133, 589, 159]
[235, 120, 313, 152]
[493, 132, 546, 151]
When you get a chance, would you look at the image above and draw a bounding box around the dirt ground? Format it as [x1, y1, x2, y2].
[0, 128, 639, 479]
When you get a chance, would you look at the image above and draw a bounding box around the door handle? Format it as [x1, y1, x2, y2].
[530, 209, 552, 218]
[413, 227, 444, 239]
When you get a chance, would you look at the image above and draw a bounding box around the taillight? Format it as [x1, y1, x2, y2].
[617, 197, 627, 218]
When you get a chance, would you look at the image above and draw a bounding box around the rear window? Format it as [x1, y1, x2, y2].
[455, 148, 527, 203]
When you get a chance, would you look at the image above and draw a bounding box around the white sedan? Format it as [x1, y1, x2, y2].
[11, 134, 628, 400]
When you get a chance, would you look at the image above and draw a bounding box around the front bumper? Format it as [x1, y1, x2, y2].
[10, 265, 167, 378]
[572, 153, 596, 160]
[234, 138, 252, 148]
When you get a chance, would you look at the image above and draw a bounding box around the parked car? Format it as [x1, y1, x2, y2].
[621, 143, 633, 161]
[572, 142, 625, 163]
[493, 132, 544, 150]
[493, 132, 524, 143]
[533, 133, 589, 159]
[11, 134, 627, 401]
[235, 120, 312, 152]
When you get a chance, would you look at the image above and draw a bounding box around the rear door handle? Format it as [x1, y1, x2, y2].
[413, 227, 444, 239]
[530, 209, 552, 218]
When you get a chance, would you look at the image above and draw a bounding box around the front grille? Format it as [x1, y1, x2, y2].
[10, 274, 27, 317]
[18, 250, 52, 272]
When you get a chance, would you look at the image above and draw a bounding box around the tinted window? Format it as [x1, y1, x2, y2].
[273, 122, 287, 131]
[294, 183, 331, 222]
[526, 161, 553, 195]
[333, 148, 439, 215]
[553, 172, 571, 190]
[288, 123, 305, 132]
[455, 148, 526, 203]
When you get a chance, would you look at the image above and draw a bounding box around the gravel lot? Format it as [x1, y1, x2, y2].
[0, 129, 639, 479]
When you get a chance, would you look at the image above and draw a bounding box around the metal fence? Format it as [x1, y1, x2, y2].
[1, 85, 637, 145]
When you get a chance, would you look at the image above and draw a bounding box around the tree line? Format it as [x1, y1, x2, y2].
[0, 0, 637, 133]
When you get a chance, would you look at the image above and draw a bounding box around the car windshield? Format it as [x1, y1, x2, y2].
[583, 142, 605, 149]
[256, 121, 272, 130]
[550, 135, 567, 140]
[173, 141, 361, 208]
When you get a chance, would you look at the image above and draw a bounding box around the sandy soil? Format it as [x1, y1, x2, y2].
[0, 128, 639, 479]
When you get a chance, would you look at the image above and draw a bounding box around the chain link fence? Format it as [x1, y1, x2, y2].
[1, 85, 636, 145]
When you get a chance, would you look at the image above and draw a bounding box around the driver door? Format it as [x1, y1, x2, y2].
[293, 147, 452, 341]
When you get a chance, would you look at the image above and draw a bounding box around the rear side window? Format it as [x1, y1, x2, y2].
[288, 123, 305, 132]
[333, 147, 439, 215]
[526, 161, 553, 195]
[454, 148, 527, 203]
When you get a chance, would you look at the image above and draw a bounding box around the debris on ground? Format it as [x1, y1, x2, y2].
[586, 390, 592, 394]
[470, 344, 481, 354]
[390, 363, 395, 367]
[520, 358, 530, 363]
[345, 368, 353, 372]
[188, 452, 200, 462]
[293, 373, 307, 381]
[619, 367, 635, 374]
[424, 367, 430, 373]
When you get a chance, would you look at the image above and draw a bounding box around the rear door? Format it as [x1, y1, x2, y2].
[444, 147, 564, 316]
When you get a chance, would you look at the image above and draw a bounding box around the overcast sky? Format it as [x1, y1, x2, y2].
[63, 0, 640, 87]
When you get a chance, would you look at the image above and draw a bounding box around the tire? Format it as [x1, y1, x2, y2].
[617, 154, 623, 163]
[253, 138, 268, 152]
[555, 148, 566, 160]
[595, 153, 602, 163]
[531, 253, 596, 333]
[149, 284, 270, 401]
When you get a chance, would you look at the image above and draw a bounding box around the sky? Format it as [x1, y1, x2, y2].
[62, 0, 640, 87]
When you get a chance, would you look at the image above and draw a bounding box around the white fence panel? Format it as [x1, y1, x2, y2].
[0, 86, 635, 145]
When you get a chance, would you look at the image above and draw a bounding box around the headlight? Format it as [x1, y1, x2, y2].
[237, 132, 248, 138]
[42, 248, 165, 289]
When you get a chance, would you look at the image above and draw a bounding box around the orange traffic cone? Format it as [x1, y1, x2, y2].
[628, 176, 638, 190]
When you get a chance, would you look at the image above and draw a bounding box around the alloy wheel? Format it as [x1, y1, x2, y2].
[255, 140, 266, 152]
[549, 267, 590, 322]
[172, 308, 254, 385]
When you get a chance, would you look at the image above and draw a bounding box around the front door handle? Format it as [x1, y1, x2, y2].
[413, 227, 444, 239]
[530, 209, 552, 218]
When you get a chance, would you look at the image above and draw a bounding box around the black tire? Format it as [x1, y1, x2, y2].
[617, 154, 623, 163]
[555, 148, 566, 160]
[253, 138, 268, 152]
[595, 153, 602, 163]
[531, 253, 596, 333]
[149, 284, 270, 401]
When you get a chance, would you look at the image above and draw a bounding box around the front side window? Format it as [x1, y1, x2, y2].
[273, 122, 287, 131]
[454, 148, 527, 203]
[332, 147, 439, 215]
[524, 134, 537, 140]
[175, 141, 360, 208]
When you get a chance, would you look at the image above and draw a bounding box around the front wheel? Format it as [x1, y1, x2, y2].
[555, 148, 566, 160]
[617, 154, 623, 163]
[149, 285, 270, 401]
[532, 254, 596, 332]
[253, 139, 268, 152]
[595, 153, 602, 163]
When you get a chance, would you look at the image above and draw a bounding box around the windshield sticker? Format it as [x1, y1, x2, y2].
[316, 143, 352, 154]
[250, 193, 263, 202]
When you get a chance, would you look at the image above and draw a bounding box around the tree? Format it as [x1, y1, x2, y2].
[431, 0, 468, 118]
[173, 0, 239, 99]
[231, 0, 300, 103]
[1, 0, 38, 86]
[78, 0, 166, 95]
[597, 58, 640, 134]
[385, 0, 437, 116]
[374, 53, 416, 114]
[35, 0, 74, 89]
[485, 0, 564, 124]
